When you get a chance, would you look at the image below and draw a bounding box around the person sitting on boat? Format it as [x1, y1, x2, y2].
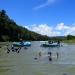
[48, 41, 53, 44]
[11, 44, 14, 49]
[57, 40, 60, 45]
[20, 38, 24, 46]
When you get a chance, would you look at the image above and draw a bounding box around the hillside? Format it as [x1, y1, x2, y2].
[0, 10, 51, 41]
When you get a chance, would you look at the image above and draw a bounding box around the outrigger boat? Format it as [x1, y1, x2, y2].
[41, 43, 60, 47]
[13, 42, 31, 47]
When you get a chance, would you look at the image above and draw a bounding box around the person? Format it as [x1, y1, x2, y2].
[49, 56, 52, 61]
[48, 41, 51, 44]
[56, 52, 59, 59]
[20, 38, 24, 46]
[48, 52, 52, 61]
[7, 48, 10, 53]
[34, 57, 38, 60]
[11, 45, 14, 49]
[57, 40, 60, 45]
[11, 45, 15, 52]
[38, 51, 42, 57]
[48, 52, 52, 56]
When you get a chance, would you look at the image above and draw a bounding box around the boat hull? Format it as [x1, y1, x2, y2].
[13, 42, 31, 47]
[42, 43, 60, 47]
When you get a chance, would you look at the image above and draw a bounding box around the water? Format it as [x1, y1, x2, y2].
[0, 41, 75, 75]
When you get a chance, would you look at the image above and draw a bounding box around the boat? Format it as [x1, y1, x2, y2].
[41, 43, 60, 47]
[13, 42, 31, 47]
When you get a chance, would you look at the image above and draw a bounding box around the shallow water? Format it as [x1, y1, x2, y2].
[0, 41, 75, 75]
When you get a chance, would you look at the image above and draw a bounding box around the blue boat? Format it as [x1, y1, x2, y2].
[13, 42, 31, 47]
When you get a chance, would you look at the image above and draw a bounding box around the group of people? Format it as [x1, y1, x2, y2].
[48, 51, 59, 61]
[7, 45, 21, 53]
[7, 38, 24, 53]
[48, 40, 60, 45]
[34, 51, 59, 61]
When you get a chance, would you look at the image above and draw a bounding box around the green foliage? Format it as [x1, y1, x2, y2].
[0, 9, 52, 41]
[67, 35, 75, 40]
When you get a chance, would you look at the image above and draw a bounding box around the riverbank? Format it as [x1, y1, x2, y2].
[0, 42, 11, 47]
[63, 39, 75, 43]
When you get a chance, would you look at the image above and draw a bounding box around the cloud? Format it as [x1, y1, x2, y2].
[64, 27, 75, 36]
[55, 23, 75, 36]
[24, 23, 75, 36]
[55, 23, 70, 30]
[25, 24, 60, 36]
[34, 0, 57, 10]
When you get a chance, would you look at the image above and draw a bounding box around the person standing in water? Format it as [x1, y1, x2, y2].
[48, 52, 52, 61]
[34, 51, 41, 60]
[56, 52, 59, 59]
[49, 55, 52, 61]
[48, 52, 52, 57]
[38, 51, 42, 57]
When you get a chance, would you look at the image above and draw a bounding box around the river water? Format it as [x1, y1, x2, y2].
[0, 41, 75, 75]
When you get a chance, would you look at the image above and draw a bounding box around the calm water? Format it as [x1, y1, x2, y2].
[0, 41, 75, 75]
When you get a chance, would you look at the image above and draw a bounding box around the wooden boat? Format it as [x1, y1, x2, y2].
[13, 42, 31, 47]
[41, 43, 60, 47]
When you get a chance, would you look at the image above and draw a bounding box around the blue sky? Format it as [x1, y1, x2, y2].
[0, 0, 75, 36]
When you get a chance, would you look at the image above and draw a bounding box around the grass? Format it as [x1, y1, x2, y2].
[0, 42, 11, 49]
[0, 68, 10, 73]
[62, 39, 75, 43]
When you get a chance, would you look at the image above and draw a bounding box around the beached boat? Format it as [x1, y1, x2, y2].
[41, 43, 60, 47]
[13, 42, 31, 47]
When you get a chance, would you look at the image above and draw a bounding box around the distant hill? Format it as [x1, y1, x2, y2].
[0, 10, 51, 41]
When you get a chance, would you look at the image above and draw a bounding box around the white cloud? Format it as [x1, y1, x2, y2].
[55, 23, 70, 30]
[34, 0, 57, 10]
[55, 23, 75, 36]
[25, 24, 60, 36]
[24, 23, 75, 36]
[64, 27, 75, 36]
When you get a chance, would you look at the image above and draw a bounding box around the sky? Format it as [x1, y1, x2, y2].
[0, 0, 75, 36]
